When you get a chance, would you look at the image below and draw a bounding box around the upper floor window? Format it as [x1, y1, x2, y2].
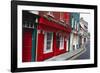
[47, 12, 54, 17]
[84, 25, 88, 29]
[60, 13, 64, 22]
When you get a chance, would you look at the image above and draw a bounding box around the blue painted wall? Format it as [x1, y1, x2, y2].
[69, 13, 80, 50]
[70, 13, 80, 30]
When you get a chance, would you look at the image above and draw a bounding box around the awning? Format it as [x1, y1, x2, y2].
[38, 16, 71, 34]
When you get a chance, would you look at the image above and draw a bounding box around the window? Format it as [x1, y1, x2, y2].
[71, 17, 74, 28]
[75, 20, 77, 29]
[60, 13, 64, 22]
[56, 35, 64, 50]
[44, 32, 53, 53]
[73, 45, 75, 50]
[76, 44, 79, 49]
[77, 22, 79, 31]
[84, 38, 86, 43]
[84, 25, 88, 30]
[66, 40, 69, 51]
[60, 36, 64, 49]
[56, 35, 60, 48]
[47, 12, 54, 17]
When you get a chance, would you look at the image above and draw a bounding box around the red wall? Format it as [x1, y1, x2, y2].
[53, 33, 67, 56]
[37, 32, 67, 61]
[36, 11, 70, 61]
[36, 32, 54, 61]
[39, 11, 70, 25]
[53, 12, 60, 21]
[64, 12, 70, 24]
[22, 29, 32, 62]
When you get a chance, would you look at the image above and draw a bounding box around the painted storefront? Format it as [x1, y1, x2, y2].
[22, 11, 71, 62]
[69, 13, 80, 51]
[37, 11, 71, 61]
[22, 11, 89, 62]
[22, 11, 39, 62]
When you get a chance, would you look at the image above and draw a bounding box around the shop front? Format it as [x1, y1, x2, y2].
[36, 16, 71, 61]
[22, 11, 39, 62]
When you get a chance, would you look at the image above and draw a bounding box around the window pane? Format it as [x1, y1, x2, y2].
[44, 32, 53, 53]
[56, 35, 60, 48]
[60, 36, 64, 49]
[47, 33, 52, 40]
[72, 18, 74, 28]
[47, 43, 51, 50]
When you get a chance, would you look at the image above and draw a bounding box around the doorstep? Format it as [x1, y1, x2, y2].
[44, 47, 86, 61]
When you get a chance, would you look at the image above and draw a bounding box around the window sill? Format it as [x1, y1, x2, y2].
[44, 50, 53, 54]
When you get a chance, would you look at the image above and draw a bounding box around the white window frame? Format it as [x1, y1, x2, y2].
[77, 22, 79, 31]
[44, 32, 53, 53]
[60, 13, 64, 22]
[71, 17, 74, 28]
[75, 20, 77, 29]
[59, 36, 64, 50]
[47, 12, 54, 17]
[66, 40, 69, 51]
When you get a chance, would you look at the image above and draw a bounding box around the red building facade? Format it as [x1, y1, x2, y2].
[22, 11, 71, 62]
[36, 11, 71, 61]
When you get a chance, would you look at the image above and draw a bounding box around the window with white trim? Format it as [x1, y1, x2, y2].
[60, 36, 64, 50]
[60, 13, 64, 22]
[75, 20, 77, 29]
[56, 35, 64, 50]
[47, 12, 54, 17]
[74, 20, 77, 29]
[71, 17, 74, 28]
[56, 35, 60, 48]
[44, 32, 53, 53]
[77, 22, 79, 31]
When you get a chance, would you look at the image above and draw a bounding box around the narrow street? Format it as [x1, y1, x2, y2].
[75, 39, 90, 59]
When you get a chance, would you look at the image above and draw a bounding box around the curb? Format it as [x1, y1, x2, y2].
[44, 47, 86, 61]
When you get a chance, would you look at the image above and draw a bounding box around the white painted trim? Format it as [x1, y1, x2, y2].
[66, 40, 69, 51]
[59, 36, 64, 50]
[60, 13, 65, 22]
[47, 12, 54, 17]
[37, 30, 41, 34]
[70, 33, 74, 51]
[75, 20, 77, 29]
[29, 11, 39, 15]
[44, 32, 53, 53]
[35, 28, 38, 61]
[71, 17, 74, 28]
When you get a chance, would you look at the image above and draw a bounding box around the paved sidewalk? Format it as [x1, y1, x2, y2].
[45, 47, 86, 61]
[75, 40, 90, 59]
